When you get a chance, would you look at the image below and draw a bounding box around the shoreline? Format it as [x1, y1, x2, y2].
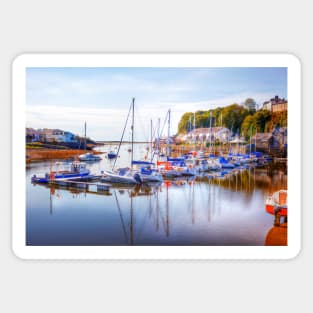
[26, 148, 103, 163]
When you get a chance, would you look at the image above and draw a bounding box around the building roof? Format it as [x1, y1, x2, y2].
[187, 127, 230, 135]
[26, 128, 38, 135]
[252, 133, 273, 141]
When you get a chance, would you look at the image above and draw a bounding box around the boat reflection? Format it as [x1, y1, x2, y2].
[27, 163, 288, 246]
[195, 166, 287, 194]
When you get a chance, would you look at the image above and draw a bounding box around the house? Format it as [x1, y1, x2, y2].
[26, 128, 77, 143]
[184, 127, 232, 144]
[262, 101, 272, 111]
[252, 127, 287, 152]
[272, 127, 287, 147]
[251, 133, 274, 151]
[157, 136, 175, 145]
[26, 128, 40, 142]
[262, 95, 288, 112]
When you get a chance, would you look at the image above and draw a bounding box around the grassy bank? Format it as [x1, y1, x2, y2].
[26, 149, 102, 162]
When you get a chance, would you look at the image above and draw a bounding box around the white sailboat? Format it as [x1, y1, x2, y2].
[101, 98, 142, 185]
[79, 121, 102, 161]
[131, 119, 163, 183]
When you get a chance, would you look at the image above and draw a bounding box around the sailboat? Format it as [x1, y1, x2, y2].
[131, 119, 163, 183]
[101, 98, 142, 185]
[78, 122, 102, 161]
[156, 109, 182, 178]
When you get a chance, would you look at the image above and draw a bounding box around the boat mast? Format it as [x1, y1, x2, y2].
[255, 127, 257, 153]
[193, 112, 196, 151]
[209, 111, 212, 154]
[167, 109, 171, 157]
[150, 119, 153, 162]
[250, 125, 252, 156]
[84, 121, 87, 151]
[131, 97, 135, 170]
[157, 117, 160, 161]
[220, 113, 223, 155]
[112, 99, 133, 171]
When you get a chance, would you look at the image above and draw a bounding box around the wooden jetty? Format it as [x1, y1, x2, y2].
[49, 176, 111, 192]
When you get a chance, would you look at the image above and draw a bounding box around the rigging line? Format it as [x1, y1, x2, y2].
[112, 100, 133, 171]
[134, 103, 149, 142]
[151, 123, 161, 162]
[159, 110, 169, 139]
[114, 190, 129, 244]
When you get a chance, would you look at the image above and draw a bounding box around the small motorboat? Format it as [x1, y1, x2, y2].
[265, 190, 288, 216]
[217, 157, 235, 169]
[132, 161, 163, 183]
[31, 161, 90, 183]
[107, 151, 118, 159]
[157, 161, 182, 178]
[78, 152, 102, 161]
[101, 168, 142, 184]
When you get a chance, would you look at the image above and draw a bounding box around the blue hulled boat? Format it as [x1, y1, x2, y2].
[31, 161, 90, 183]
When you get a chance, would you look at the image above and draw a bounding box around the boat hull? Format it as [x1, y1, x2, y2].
[101, 170, 140, 184]
[265, 204, 288, 216]
[79, 154, 101, 161]
[31, 171, 90, 184]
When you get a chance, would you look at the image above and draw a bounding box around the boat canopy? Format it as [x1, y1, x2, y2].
[167, 157, 186, 162]
[132, 160, 155, 165]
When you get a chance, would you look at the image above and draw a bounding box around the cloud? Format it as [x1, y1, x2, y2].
[26, 69, 198, 107]
[26, 90, 275, 140]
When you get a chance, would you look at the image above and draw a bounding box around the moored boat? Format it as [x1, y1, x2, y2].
[217, 157, 235, 169]
[101, 168, 142, 184]
[157, 161, 182, 178]
[132, 161, 163, 183]
[78, 152, 102, 161]
[265, 190, 288, 216]
[107, 151, 118, 159]
[31, 161, 90, 183]
[101, 98, 143, 185]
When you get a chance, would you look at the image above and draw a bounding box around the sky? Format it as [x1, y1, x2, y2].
[26, 67, 287, 141]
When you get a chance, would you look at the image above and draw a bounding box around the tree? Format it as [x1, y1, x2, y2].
[244, 98, 257, 112]
[222, 104, 250, 134]
[241, 115, 255, 139]
[253, 110, 271, 132]
[177, 112, 194, 133]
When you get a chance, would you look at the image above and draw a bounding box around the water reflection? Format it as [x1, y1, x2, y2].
[26, 144, 287, 246]
[196, 166, 287, 195]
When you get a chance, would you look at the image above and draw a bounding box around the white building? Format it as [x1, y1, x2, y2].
[185, 127, 232, 143]
[28, 128, 77, 143]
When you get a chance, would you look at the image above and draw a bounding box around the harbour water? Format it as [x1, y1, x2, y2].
[26, 143, 287, 246]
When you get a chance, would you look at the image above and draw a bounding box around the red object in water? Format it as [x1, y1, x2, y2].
[265, 190, 288, 216]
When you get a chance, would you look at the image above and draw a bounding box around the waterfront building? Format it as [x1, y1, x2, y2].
[26, 128, 77, 143]
[184, 127, 232, 144]
[262, 95, 288, 112]
[252, 127, 287, 153]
